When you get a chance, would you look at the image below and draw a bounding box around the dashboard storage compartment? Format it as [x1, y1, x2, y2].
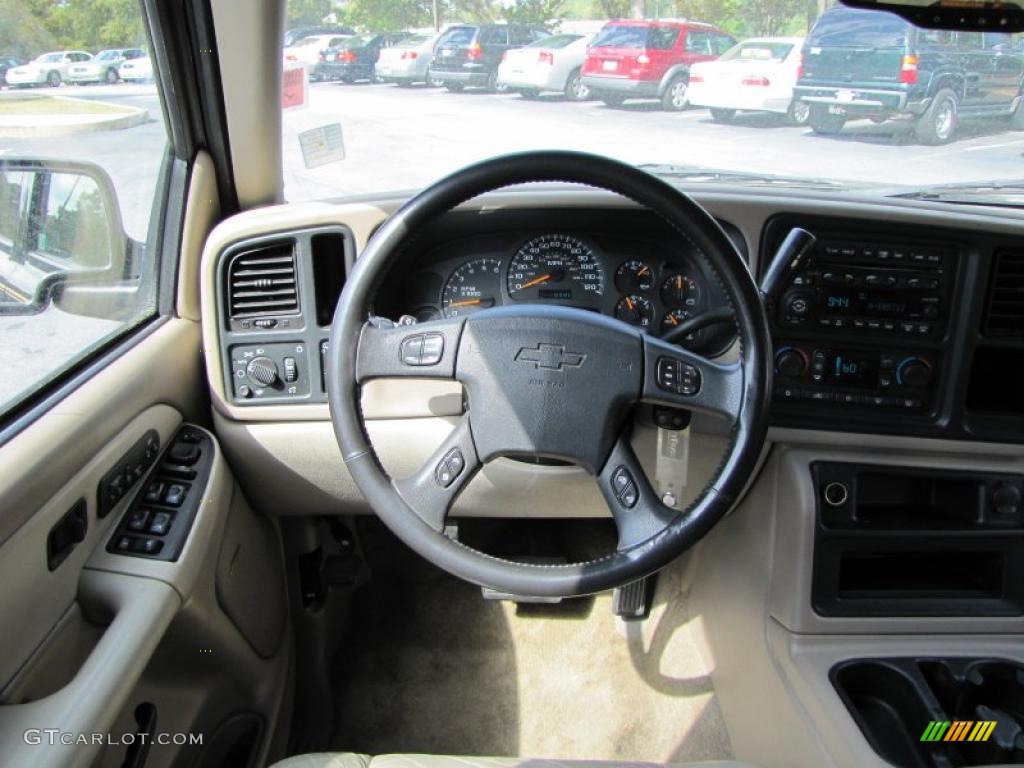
[834, 658, 1024, 767]
[812, 463, 1024, 617]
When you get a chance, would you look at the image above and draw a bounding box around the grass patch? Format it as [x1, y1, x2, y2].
[0, 94, 132, 116]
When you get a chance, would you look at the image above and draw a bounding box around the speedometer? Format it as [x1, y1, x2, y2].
[507, 234, 604, 301]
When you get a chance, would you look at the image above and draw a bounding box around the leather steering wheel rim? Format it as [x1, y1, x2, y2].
[326, 150, 772, 598]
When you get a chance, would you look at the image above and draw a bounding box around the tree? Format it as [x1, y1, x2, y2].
[340, 0, 433, 31]
[503, 0, 567, 25]
[288, 0, 333, 26]
[597, 0, 633, 19]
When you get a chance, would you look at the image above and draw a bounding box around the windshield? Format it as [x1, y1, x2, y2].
[37, 53, 63, 63]
[719, 40, 795, 61]
[396, 34, 432, 48]
[529, 34, 582, 49]
[96, 50, 119, 60]
[280, 2, 1024, 205]
[807, 8, 909, 48]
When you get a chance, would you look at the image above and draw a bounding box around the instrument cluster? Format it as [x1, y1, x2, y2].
[396, 230, 734, 354]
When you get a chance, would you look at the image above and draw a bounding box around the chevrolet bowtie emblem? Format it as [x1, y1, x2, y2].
[515, 343, 586, 371]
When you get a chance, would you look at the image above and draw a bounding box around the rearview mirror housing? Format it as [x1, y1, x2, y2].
[839, 0, 1024, 32]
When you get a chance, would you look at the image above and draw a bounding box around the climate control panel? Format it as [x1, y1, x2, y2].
[773, 343, 935, 410]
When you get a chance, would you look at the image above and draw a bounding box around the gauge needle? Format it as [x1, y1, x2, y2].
[625, 296, 635, 311]
[449, 298, 482, 307]
[676, 275, 683, 290]
[519, 274, 551, 290]
[638, 266, 650, 276]
[666, 313, 679, 326]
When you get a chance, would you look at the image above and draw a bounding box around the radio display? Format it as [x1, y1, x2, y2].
[826, 351, 879, 388]
[820, 289, 915, 318]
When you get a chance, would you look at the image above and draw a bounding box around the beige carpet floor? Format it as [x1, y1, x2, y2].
[331, 524, 732, 764]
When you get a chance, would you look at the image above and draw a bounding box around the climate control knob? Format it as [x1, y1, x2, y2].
[896, 357, 932, 388]
[246, 356, 279, 387]
[775, 347, 809, 379]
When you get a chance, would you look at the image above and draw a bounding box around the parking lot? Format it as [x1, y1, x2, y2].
[4, 79, 1024, 240]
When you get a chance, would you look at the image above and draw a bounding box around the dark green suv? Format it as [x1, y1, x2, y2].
[794, 6, 1024, 144]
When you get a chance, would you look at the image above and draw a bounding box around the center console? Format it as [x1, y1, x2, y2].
[763, 216, 957, 423]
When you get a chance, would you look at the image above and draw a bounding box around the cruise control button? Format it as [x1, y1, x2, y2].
[611, 466, 639, 509]
[420, 333, 445, 366]
[400, 335, 424, 365]
[435, 448, 466, 488]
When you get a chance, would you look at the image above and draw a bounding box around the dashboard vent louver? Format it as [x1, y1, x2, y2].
[984, 250, 1024, 337]
[227, 242, 299, 318]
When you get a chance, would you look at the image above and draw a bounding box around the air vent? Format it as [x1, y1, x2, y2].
[984, 250, 1024, 337]
[227, 242, 299, 319]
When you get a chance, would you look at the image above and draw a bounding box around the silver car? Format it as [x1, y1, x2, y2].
[497, 33, 592, 101]
[374, 32, 440, 86]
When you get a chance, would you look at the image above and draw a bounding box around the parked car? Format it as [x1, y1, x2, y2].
[374, 32, 442, 86]
[581, 19, 735, 110]
[430, 23, 551, 92]
[1, 55, 26, 87]
[118, 55, 153, 82]
[283, 34, 353, 72]
[4, 51, 93, 88]
[794, 6, 1024, 144]
[318, 33, 409, 83]
[65, 48, 146, 84]
[497, 33, 593, 101]
[687, 37, 808, 124]
[284, 24, 356, 47]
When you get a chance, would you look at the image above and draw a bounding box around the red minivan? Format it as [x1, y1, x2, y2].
[581, 19, 735, 110]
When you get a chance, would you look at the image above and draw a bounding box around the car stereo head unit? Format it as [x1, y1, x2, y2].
[778, 238, 952, 340]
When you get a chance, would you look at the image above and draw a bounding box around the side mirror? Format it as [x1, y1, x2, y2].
[0, 157, 131, 316]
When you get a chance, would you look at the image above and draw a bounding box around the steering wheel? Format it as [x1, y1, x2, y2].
[327, 151, 771, 598]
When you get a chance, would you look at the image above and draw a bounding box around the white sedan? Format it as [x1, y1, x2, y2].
[4, 51, 93, 88]
[119, 55, 153, 83]
[686, 37, 808, 125]
[375, 32, 441, 86]
[497, 34, 592, 101]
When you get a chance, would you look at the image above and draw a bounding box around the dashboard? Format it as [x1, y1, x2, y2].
[205, 191, 1024, 447]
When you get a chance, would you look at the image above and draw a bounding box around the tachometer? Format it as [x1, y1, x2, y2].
[507, 234, 604, 301]
[442, 258, 502, 317]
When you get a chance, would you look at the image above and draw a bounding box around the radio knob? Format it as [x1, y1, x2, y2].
[896, 357, 932, 388]
[246, 356, 279, 386]
[775, 347, 809, 378]
[784, 292, 813, 317]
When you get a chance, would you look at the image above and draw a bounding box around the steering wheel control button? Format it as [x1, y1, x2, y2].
[420, 333, 445, 365]
[435, 448, 466, 488]
[656, 357, 701, 397]
[611, 466, 639, 509]
[400, 333, 446, 366]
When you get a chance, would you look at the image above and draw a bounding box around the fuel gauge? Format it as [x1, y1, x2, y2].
[615, 294, 654, 329]
[660, 272, 701, 308]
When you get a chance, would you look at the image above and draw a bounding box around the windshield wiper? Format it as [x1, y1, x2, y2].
[639, 163, 848, 189]
[894, 181, 1024, 207]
